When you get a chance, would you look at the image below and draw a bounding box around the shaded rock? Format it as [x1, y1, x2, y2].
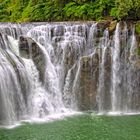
[130, 54, 140, 70]
[77, 52, 99, 111]
[97, 21, 110, 31]
[19, 36, 46, 82]
[98, 47, 112, 111]
[108, 20, 117, 35]
[52, 25, 65, 36]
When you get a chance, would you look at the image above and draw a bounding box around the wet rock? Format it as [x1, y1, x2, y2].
[53, 25, 65, 36]
[130, 54, 140, 70]
[101, 47, 112, 111]
[76, 53, 99, 111]
[108, 20, 117, 35]
[19, 36, 46, 82]
[97, 21, 110, 31]
[127, 66, 140, 111]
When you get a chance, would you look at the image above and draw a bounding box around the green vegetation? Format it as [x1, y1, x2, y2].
[135, 47, 140, 55]
[1, 0, 140, 22]
[136, 22, 140, 35]
[0, 114, 140, 140]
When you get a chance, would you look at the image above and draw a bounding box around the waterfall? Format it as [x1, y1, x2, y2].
[0, 22, 140, 126]
[0, 34, 26, 125]
[111, 23, 121, 112]
[98, 29, 109, 113]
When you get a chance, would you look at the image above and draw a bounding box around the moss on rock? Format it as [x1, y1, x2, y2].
[108, 20, 117, 35]
[135, 47, 140, 56]
[135, 21, 140, 36]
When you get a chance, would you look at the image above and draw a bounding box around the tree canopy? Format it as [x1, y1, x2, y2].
[0, 0, 140, 22]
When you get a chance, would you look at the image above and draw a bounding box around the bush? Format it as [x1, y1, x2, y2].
[1, 0, 140, 22]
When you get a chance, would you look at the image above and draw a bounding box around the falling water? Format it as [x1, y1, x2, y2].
[0, 35, 26, 125]
[111, 23, 121, 112]
[98, 29, 109, 112]
[0, 22, 140, 126]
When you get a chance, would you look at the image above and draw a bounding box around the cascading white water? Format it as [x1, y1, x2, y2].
[0, 42, 26, 125]
[0, 22, 140, 126]
[111, 23, 121, 112]
[63, 64, 78, 109]
[127, 27, 138, 112]
[26, 24, 87, 110]
[87, 23, 97, 54]
[38, 44, 66, 113]
[23, 58, 58, 118]
[98, 29, 109, 113]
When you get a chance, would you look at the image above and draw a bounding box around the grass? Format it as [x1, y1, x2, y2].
[0, 114, 140, 140]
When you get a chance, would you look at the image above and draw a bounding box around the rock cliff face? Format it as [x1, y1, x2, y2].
[0, 22, 140, 126]
[19, 36, 46, 82]
[77, 53, 99, 110]
[17, 22, 140, 112]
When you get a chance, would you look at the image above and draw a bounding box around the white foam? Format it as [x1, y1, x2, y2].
[0, 111, 82, 129]
[98, 111, 140, 116]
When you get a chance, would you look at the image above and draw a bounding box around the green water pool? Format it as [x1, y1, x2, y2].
[0, 114, 140, 140]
